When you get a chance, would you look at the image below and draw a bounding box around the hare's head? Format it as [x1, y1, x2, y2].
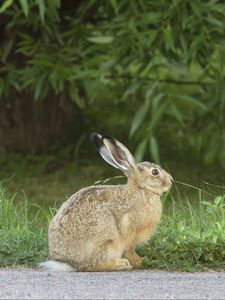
[91, 133, 173, 196]
[136, 162, 173, 195]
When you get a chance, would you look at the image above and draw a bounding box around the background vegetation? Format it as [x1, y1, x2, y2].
[0, 0, 224, 271]
[0, 0, 225, 167]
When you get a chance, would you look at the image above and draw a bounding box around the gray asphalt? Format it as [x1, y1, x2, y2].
[0, 268, 224, 299]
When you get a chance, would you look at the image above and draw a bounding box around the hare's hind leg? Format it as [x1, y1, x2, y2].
[87, 258, 132, 271]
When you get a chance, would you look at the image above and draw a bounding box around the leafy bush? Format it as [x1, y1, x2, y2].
[0, 1, 225, 166]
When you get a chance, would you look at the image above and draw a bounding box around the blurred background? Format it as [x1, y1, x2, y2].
[0, 0, 225, 206]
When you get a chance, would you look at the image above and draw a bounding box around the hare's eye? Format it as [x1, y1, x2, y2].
[151, 168, 159, 177]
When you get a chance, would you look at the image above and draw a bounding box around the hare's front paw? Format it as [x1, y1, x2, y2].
[113, 258, 133, 271]
[123, 250, 143, 268]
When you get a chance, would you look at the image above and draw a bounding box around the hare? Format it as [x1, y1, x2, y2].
[40, 133, 173, 272]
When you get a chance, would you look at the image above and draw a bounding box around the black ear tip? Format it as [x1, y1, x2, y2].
[90, 132, 98, 143]
[90, 132, 103, 148]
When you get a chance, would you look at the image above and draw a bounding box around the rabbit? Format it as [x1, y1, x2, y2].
[40, 133, 173, 272]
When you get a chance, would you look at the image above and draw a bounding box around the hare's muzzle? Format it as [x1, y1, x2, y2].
[163, 175, 173, 192]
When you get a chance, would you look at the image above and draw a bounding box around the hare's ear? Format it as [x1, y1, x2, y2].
[90, 133, 137, 176]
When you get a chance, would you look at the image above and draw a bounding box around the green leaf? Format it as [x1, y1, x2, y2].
[170, 104, 184, 125]
[148, 30, 157, 46]
[69, 84, 81, 108]
[178, 95, 206, 111]
[134, 138, 148, 162]
[34, 78, 45, 101]
[0, 0, 13, 13]
[139, 12, 162, 23]
[123, 81, 141, 100]
[149, 136, 160, 164]
[37, 0, 46, 23]
[109, 0, 118, 14]
[130, 100, 150, 137]
[166, 61, 187, 75]
[19, 0, 29, 16]
[163, 25, 174, 50]
[2, 38, 14, 63]
[145, 82, 157, 101]
[100, 58, 117, 73]
[203, 135, 219, 165]
[190, 2, 202, 18]
[87, 36, 114, 44]
[190, 34, 204, 59]
[206, 15, 222, 27]
[180, 34, 187, 53]
[151, 93, 164, 114]
[148, 101, 168, 132]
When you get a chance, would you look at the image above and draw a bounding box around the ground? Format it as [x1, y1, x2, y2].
[0, 268, 225, 299]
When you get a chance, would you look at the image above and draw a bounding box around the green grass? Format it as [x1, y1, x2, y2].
[0, 185, 50, 267]
[138, 192, 225, 271]
[0, 181, 224, 271]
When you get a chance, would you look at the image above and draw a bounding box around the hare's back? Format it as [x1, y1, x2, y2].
[50, 185, 120, 227]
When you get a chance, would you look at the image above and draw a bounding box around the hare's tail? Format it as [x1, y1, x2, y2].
[39, 260, 74, 272]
